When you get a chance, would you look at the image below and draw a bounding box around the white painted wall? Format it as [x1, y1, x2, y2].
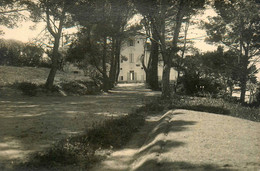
[118, 36, 177, 83]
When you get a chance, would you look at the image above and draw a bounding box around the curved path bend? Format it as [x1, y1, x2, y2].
[0, 83, 160, 170]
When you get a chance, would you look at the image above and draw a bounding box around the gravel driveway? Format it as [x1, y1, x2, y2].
[0, 83, 160, 170]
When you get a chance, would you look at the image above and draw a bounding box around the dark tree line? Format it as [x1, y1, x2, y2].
[0, 39, 45, 67]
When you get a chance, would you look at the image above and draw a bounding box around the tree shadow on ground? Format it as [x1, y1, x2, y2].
[0, 87, 154, 170]
[144, 118, 197, 146]
[137, 140, 185, 155]
[134, 160, 235, 171]
[132, 116, 197, 163]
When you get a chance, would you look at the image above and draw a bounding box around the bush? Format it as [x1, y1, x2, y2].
[16, 82, 38, 96]
[60, 81, 100, 95]
[21, 137, 98, 170]
[179, 75, 223, 96]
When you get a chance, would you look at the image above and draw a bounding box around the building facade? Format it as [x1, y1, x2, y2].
[118, 36, 177, 83]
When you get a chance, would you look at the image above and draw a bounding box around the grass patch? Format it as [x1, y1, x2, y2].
[8, 80, 101, 97]
[19, 111, 145, 170]
[166, 95, 260, 122]
[136, 99, 165, 113]
[87, 113, 145, 148]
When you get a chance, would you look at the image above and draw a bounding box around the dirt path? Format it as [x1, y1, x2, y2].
[0, 83, 160, 170]
[91, 110, 260, 171]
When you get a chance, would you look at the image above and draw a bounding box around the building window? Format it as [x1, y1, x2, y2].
[120, 76, 123, 80]
[128, 39, 134, 46]
[130, 71, 135, 80]
[120, 68, 122, 70]
[136, 64, 140, 67]
[129, 53, 134, 63]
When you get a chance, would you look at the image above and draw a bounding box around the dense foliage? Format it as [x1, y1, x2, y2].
[204, 0, 260, 102]
[0, 39, 46, 67]
[176, 46, 258, 101]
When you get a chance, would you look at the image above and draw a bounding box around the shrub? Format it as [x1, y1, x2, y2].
[16, 82, 38, 96]
[60, 81, 100, 95]
[22, 138, 98, 170]
[12, 82, 60, 96]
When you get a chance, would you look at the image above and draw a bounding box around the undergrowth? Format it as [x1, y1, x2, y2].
[10, 81, 100, 96]
[19, 111, 145, 170]
[166, 95, 260, 122]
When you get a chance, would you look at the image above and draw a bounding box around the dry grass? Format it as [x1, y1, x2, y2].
[0, 66, 89, 86]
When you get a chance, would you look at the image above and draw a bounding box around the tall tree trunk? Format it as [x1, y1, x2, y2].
[175, 20, 189, 92]
[161, 0, 184, 99]
[162, 62, 171, 98]
[239, 48, 249, 103]
[148, 32, 159, 90]
[240, 77, 247, 103]
[102, 37, 109, 92]
[115, 39, 121, 83]
[45, 7, 65, 89]
[109, 37, 116, 89]
[145, 51, 152, 84]
[45, 37, 60, 89]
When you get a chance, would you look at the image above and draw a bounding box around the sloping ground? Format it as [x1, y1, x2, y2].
[0, 66, 91, 97]
[0, 66, 88, 86]
[91, 110, 260, 171]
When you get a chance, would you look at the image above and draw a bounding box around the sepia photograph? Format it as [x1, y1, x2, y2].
[0, 0, 259, 170]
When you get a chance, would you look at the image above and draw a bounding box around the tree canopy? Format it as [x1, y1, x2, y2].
[204, 0, 260, 102]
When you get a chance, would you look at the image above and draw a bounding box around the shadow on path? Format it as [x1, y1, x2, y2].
[135, 160, 234, 171]
[0, 83, 160, 170]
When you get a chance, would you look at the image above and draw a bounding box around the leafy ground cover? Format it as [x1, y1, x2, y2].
[162, 95, 260, 122]
[18, 109, 146, 170]
[138, 94, 259, 122]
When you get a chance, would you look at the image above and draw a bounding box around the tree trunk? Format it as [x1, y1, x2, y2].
[240, 77, 247, 103]
[239, 58, 248, 103]
[148, 33, 159, 90]
[45, 37, 60, 89]
[45, 6, 65, 89]
[162, 62, 171, 98]
[109, 38, 116, 89]
[115, 39, 121, 83]
[161, 0, 184, 99]
[239, 45, 250, 103]
[102, 37, 109, 92]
